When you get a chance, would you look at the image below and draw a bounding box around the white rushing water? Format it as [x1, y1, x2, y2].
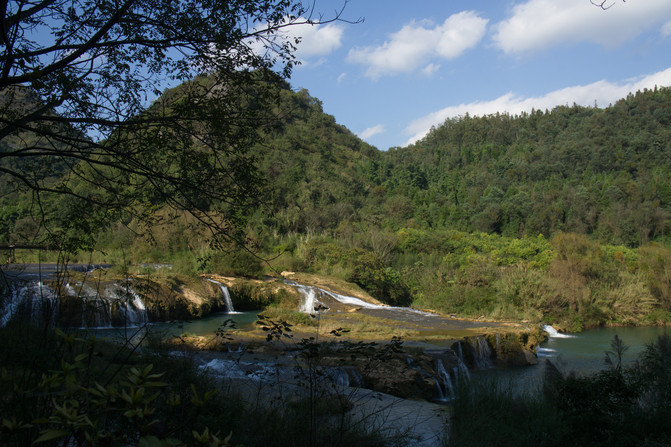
[284, 280, 326, 314]
[206, 279, 238, 314]
[285, 279, 438, 318]
[542, 324, 576, 339]
[434, 359, 455, 401]
[0, 279, 149, 328]
[0, 281, 58, 327]
[104, 283, 148, 327]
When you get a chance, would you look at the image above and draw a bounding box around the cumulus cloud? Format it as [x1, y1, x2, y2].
[359, 124, 385, 140]
[285, 21, 344, 60]
[404, 67, 671, 145]
[347, 11, 487, 79]
[247, 18, 343, 65]
[494, 0, 671, 53]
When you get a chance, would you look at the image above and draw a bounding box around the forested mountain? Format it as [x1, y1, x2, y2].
[248, 87, 378, 234]
[240, 83, 671, 249]
[3, 75, 671, 328]
[375, 87, 671, 246]
[4, 79, 671, 249]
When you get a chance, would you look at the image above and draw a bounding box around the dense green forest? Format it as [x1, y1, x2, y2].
[3, 80, 671, 330]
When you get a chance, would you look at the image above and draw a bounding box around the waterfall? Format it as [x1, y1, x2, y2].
[456, 359, 471, 380]
[299, 287, 320, 314]
[69, 281, 138, 328]
[542, 325, 575, 338]
[285, 279, 438, 317]
[104, 283, 148, 327]
[285, 280, 327, 314]
[469, 336, 493, 369]
[1, 279, 148, 328]
[453, 342, 471, 379]
[434, 359, 455, 401]
[327, 367, 351, 386]
[326, 366, 365, 388]
[478, 336, 493, 368]
[206, 279, 237, 313]
[65, 282, 109, 328]
[0, 282, 58, 327]
[320, 288, 387, 310]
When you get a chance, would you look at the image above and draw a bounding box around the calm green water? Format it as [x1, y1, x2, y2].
[540, 326, 669, 375]
[85, 311, 259, 340]
[150, 311, 260, 337]
[474, 326, 670, 392]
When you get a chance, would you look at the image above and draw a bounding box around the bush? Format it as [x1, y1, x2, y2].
[0, 327, 236, 446]
[210, 249, 264, 278]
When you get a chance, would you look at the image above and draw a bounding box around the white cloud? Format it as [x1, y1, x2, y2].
[404, 67, 671, 145]
[247, 18, 343, 65]
[337, 72, 347, 84]
[359, 124, 385, 140]
[287, 22, 344, 59]
[494, 0, 671, 54]
[421, 63, 440, 77]
[347, 11, 487, 79]
[662, 20, 671, 37]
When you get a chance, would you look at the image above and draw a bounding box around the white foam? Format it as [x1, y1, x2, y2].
[542, 325, 576, 338]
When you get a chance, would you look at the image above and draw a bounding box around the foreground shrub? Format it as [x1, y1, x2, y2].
[449, 334, 671, 447]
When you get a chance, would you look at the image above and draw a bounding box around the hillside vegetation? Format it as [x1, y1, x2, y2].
[3, 80, 671, 330]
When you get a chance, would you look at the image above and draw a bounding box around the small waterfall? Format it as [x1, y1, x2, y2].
[542, 325, 575, 338]
[326, 366, 365, 388]
[206, 279, 237, 313]
[434, 359, 455, 401]
[320, 288, 387, 310]
[0, 282, 58, 327]
[104, 283, 148, 327]
[455, 358, 471, 380]
[327, 367, 351, 386]
[299, 287, 320, 314]
[462, 336, 494, 370]
[451, 342, 472, 379]
[285, 281, 326, 314]
[65, 282, 109, 328]
[476, 336, 493, 369]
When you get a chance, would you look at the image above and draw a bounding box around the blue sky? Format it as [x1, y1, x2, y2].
[279, 0, 671, 150]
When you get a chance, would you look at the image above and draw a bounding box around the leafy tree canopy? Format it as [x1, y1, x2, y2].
[0, 0, 351, 249]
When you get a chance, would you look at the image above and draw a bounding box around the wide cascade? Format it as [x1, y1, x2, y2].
[1, 279, 148, 328]
[0, 282, 58, 328]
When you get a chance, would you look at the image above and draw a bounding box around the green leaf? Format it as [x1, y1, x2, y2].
[34, 429, 69, 443]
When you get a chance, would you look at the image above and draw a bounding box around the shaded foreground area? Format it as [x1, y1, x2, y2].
[0, 321, 419, 446]
[3, 317, 671, 446]
[450, 334, 671, 447]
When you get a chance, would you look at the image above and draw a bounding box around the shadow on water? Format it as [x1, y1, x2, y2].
[87, 311, 260, 341]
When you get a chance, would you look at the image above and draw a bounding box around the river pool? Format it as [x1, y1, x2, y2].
[474, 325, 670, 393]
